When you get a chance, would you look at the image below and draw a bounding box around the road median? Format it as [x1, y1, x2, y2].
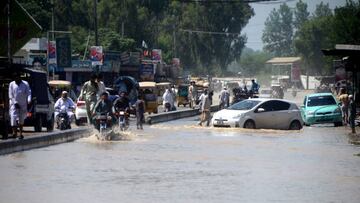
[0, 127, 92, 155]
[147, 105, 219, 124]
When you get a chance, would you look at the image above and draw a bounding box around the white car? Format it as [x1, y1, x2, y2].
[211, 98, 303, 130]
[75, 100, 87, 125]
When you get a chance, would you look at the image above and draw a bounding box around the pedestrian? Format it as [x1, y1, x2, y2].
[96, 73, 106, 99]
[349, 95, 356, 134]
[198, 89, 211, 126]
[338, 88, 349, 124]
[219, 87, 230, 109]
[188, 81, 197, 109]
[135, 95, 145, 130]
[79, 74, 99, 124]
[162, 88, 174, 112]
[8, 73, 32, 139]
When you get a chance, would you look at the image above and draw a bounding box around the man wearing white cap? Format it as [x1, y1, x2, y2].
[8, 73, 31, 139]
[54, 91, 76, 128]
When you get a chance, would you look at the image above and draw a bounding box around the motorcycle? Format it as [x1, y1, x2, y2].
[56, 106, 71, 130]
[95, 113, 113, 141]
[117, 110, 129, 131]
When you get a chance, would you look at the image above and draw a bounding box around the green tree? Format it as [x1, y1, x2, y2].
[262, 3, 293, 56]
[18, 0, 52, 31]
[294, 0, 309, 30]
[331, 0, 360, 45]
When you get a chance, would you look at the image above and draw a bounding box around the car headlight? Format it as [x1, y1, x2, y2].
[307, 111, 314, 115]
[333, 108, 341, 114]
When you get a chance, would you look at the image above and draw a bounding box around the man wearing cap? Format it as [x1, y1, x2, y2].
[54, 91, 76, 128]
[8, 73, 31, 139]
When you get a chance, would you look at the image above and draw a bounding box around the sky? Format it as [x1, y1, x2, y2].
[242, 0, 348, 51]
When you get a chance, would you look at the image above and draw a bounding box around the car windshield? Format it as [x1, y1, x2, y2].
[228, 100, 261, 110]
[307, 95, 336, 107]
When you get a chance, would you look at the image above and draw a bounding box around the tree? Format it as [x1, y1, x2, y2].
[313, 2, 333, 18]
[331, 0, 360, 45]
[17, 0, 52, 31]
[294, 0, 309, 30]
[262, 3, 293, 57]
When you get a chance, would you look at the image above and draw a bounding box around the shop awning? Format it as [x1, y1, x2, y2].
[266, 57, 301, 65]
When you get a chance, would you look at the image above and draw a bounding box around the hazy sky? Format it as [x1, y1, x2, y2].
[242, 0, 348, 51]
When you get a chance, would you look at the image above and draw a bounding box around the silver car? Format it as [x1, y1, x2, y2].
[211, 98, 303, 130]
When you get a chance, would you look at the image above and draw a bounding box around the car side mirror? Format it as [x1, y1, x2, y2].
[300, 105, 305, 108]
[257, 108, 265, 113]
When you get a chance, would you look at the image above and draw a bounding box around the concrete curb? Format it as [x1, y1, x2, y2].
[0, 127, 92, 155]
[147, 105, 219, 124]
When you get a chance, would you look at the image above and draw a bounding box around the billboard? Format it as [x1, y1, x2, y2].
[140, 63, 155, 81]
[56, 37, 72, 68]
[152, 49, 162, 62]
[90, 46, 103, 66]
[48, 41, 56, 64]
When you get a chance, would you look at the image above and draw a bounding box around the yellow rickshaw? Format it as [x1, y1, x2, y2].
[156, 82, 171, 105]
[139, 82, 158, 114]
[48, 80, 77, 101]
[177, 84, 190, 107]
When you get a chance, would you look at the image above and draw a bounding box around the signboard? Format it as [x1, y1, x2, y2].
[56, 37, 72, 68]
[152, 49, 162, 62]
[48, 41, 56, 65]
[0, 1, 42, 56]
[90, 46, 103, 66]
[139, 63, 155, 81]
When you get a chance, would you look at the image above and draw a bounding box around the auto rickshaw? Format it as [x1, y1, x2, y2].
[156, 82, 171, 105]
[177, 84, 190, 107]
[139, 82, 158, 114]
[48, 80, 77, 101]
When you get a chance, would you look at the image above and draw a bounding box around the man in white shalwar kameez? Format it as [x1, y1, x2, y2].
[8, 74, 31, 139]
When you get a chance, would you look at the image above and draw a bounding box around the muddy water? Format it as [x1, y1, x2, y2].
[0, 117, 359, 203]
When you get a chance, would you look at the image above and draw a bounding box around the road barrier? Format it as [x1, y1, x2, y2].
[147, 105, 219, 124]
[0, 128, 92, 155]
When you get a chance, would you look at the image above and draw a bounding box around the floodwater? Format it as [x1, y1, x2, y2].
[0, 117, 359, 203]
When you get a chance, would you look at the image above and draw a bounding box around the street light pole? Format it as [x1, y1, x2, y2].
[94, 0, 98, 46]
[7, 0, 11, 69]
[94, 0, 99, 73]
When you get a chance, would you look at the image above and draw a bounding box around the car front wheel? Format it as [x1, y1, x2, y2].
[289, 120, 302, 130]
[243, 120, 256, 129]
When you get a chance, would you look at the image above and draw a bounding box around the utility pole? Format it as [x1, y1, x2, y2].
[94, 0, 98, 46]
[173, 24, 176, 58]
[93, 0, 99, 73]
[51, 0, 55, 40]
[7, 0, 11, 68]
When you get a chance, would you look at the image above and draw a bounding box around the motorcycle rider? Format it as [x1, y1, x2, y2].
[162, 88, 174, 112]
[54, 91, 75, 129]
[113, 92, 131, 124]
[92, 92, 114, 131]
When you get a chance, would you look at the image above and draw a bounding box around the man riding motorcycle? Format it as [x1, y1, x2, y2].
[92, 92, 115, 131]
[54, 91, 75, 129]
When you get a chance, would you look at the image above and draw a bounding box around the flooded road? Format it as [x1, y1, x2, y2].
[1, 117, 359, 203]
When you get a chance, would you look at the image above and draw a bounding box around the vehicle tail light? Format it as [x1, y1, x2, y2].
[77, 101, 85, 107]
[27, 112, 32, 118]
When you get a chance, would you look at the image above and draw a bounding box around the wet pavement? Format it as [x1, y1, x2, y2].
[0, 116, 359, 203]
